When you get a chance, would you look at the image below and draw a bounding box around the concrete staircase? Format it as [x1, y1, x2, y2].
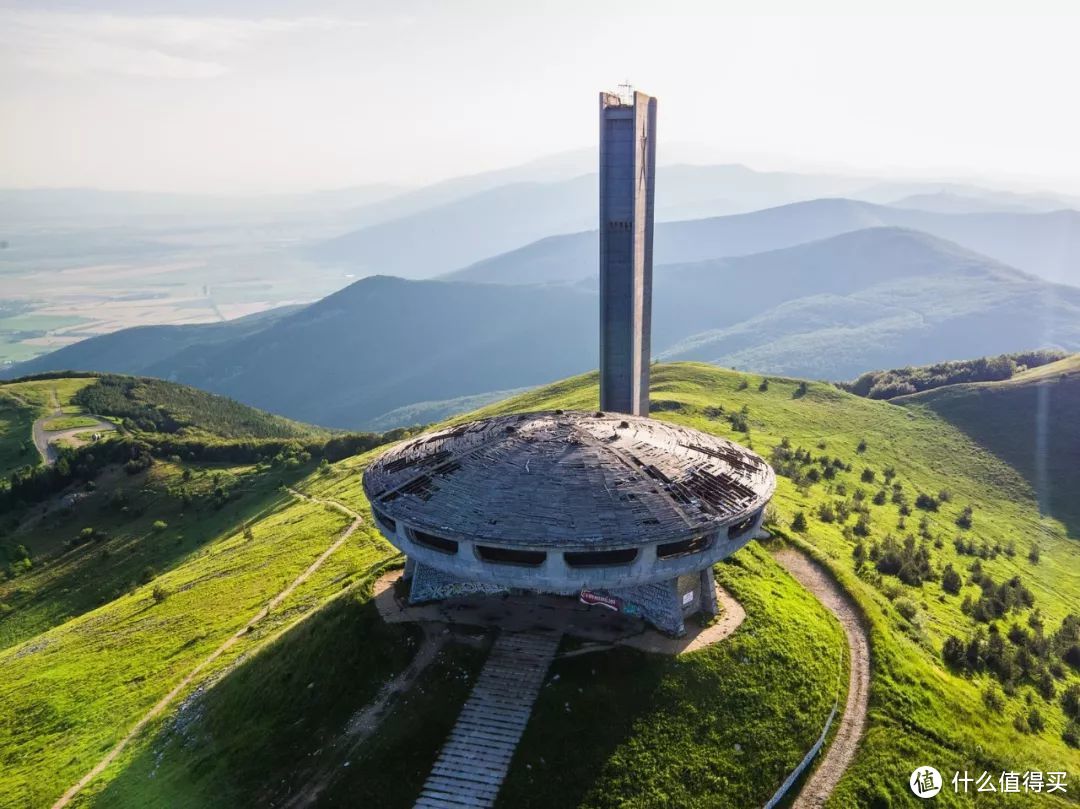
[414, 631, 561, 809]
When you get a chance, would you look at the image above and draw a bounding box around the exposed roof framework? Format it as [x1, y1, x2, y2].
[364, 411, 776, 549]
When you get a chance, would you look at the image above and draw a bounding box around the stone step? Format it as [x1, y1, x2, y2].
[413, 630, 560, 809]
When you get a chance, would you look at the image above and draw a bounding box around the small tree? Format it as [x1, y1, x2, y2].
[956, 505, 974, 529]
[243, 523, 255, 542]
[983, 684, 1006, 713]
[1029, 544, 1041, 565]
[791, 511, 808, 532]
[1062, 683, 1080, 719]
[942, 564, 962, 595]
[151, 584, 169, 604]
[152, 520, 168, 534]
[856, 439, 868, 453]
[1064, 721, 1080, 749]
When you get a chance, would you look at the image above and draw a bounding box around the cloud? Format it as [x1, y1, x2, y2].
[0, 11, 366, 79]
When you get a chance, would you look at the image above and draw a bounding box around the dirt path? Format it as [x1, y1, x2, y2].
[24, 385, 117, 466]
[34, 415, 117, 464]
[50, 490, 361, 809]
[282, 624, 447, 809]
[773, 547, 871, 809]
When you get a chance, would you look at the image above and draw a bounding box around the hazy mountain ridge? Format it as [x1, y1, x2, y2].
[10, 227, 1079, 430]
[313, 165, 1080, 279]
[446, 197, 1080, 286]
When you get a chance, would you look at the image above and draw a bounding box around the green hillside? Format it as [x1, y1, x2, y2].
[0, 364, 1077, 808]
[72, 374, 326, 440]
[896, 354, 1080, 535]
[844, 349, 1068, 399]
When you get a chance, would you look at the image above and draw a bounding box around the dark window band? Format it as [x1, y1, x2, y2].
[564, 548, 638, 567]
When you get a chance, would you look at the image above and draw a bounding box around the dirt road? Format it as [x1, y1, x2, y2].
[50, 490, 360, 809]
[774, 547, 871, 809]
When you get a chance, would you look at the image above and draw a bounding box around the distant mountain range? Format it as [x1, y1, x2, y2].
[309, 163, 1080, 280]
[9, 227, 1079, 429]
[445, 198, 1080, 287]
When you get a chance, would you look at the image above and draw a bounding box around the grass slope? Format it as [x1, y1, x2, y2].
[72, 374, 325, 440]
[2, 362, 1078, 808]
[464, 363, 1080, 807]
[896, 354, 1080, 536]
[499, 543, 845, 809]
[0, 389, 42, 477]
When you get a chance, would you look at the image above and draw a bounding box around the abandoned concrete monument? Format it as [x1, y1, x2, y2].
[363, 88, 775, 636]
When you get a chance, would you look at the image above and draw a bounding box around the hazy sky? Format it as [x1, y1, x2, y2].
[2, 1, 1079, 195]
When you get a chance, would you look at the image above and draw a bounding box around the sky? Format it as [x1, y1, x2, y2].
[2, 0, 1080, 195]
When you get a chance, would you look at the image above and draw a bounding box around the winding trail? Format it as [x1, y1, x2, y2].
[19, 385, 116, 465]
[773, 547, 871, 809]
[282, 623, 447, 809]
[50, 489, 361, 809]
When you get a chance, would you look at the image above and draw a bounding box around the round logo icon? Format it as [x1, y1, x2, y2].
[910, 766, 943, 798]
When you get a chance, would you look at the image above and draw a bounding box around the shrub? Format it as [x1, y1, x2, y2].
[1028, 544, 1041, 564]
[860, 468, 875, 483]
[152, 520, 168, 533]
[1064, 721, 1080, 749]
[873, 534, 934, 586]
[915, 493, 939, 511]
[151, 584, 169, 604]
[941, 564, 962, 595]
[757, 379, 769, 392]
[1027, 708, 1045, 733]
[856, 439, 867, 453]
[942, 636, 965, 668]
[894, 597, 918, 622]
[983, 684, 1006, 713]
[956, 506, 974, 529]
[790, 511, 808, 532]
[1063, 684, 1080, 719]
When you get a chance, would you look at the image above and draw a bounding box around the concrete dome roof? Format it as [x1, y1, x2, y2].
[363, 410, 775, 550]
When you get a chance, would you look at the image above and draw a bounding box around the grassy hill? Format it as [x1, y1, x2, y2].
[843, 350, 1069, 399]
[0, 363, 1077, 807]
[71, 374, 325, 440]
[896, 354, 1080, 536]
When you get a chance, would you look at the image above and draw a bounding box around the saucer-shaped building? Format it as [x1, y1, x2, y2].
[363, 410, 775, 635]
[363, 88, 775, 636]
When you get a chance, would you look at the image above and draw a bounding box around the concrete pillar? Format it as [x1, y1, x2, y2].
[599, 89, 657, 416]
[700, 567, 719, 617]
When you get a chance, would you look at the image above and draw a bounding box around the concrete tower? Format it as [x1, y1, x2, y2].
[599, 87, 657, 416]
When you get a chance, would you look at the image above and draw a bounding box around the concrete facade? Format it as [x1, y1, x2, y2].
[599, 89, 656, 417]
[359, 89, 777, 637]
[364, 410, 774, 637]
